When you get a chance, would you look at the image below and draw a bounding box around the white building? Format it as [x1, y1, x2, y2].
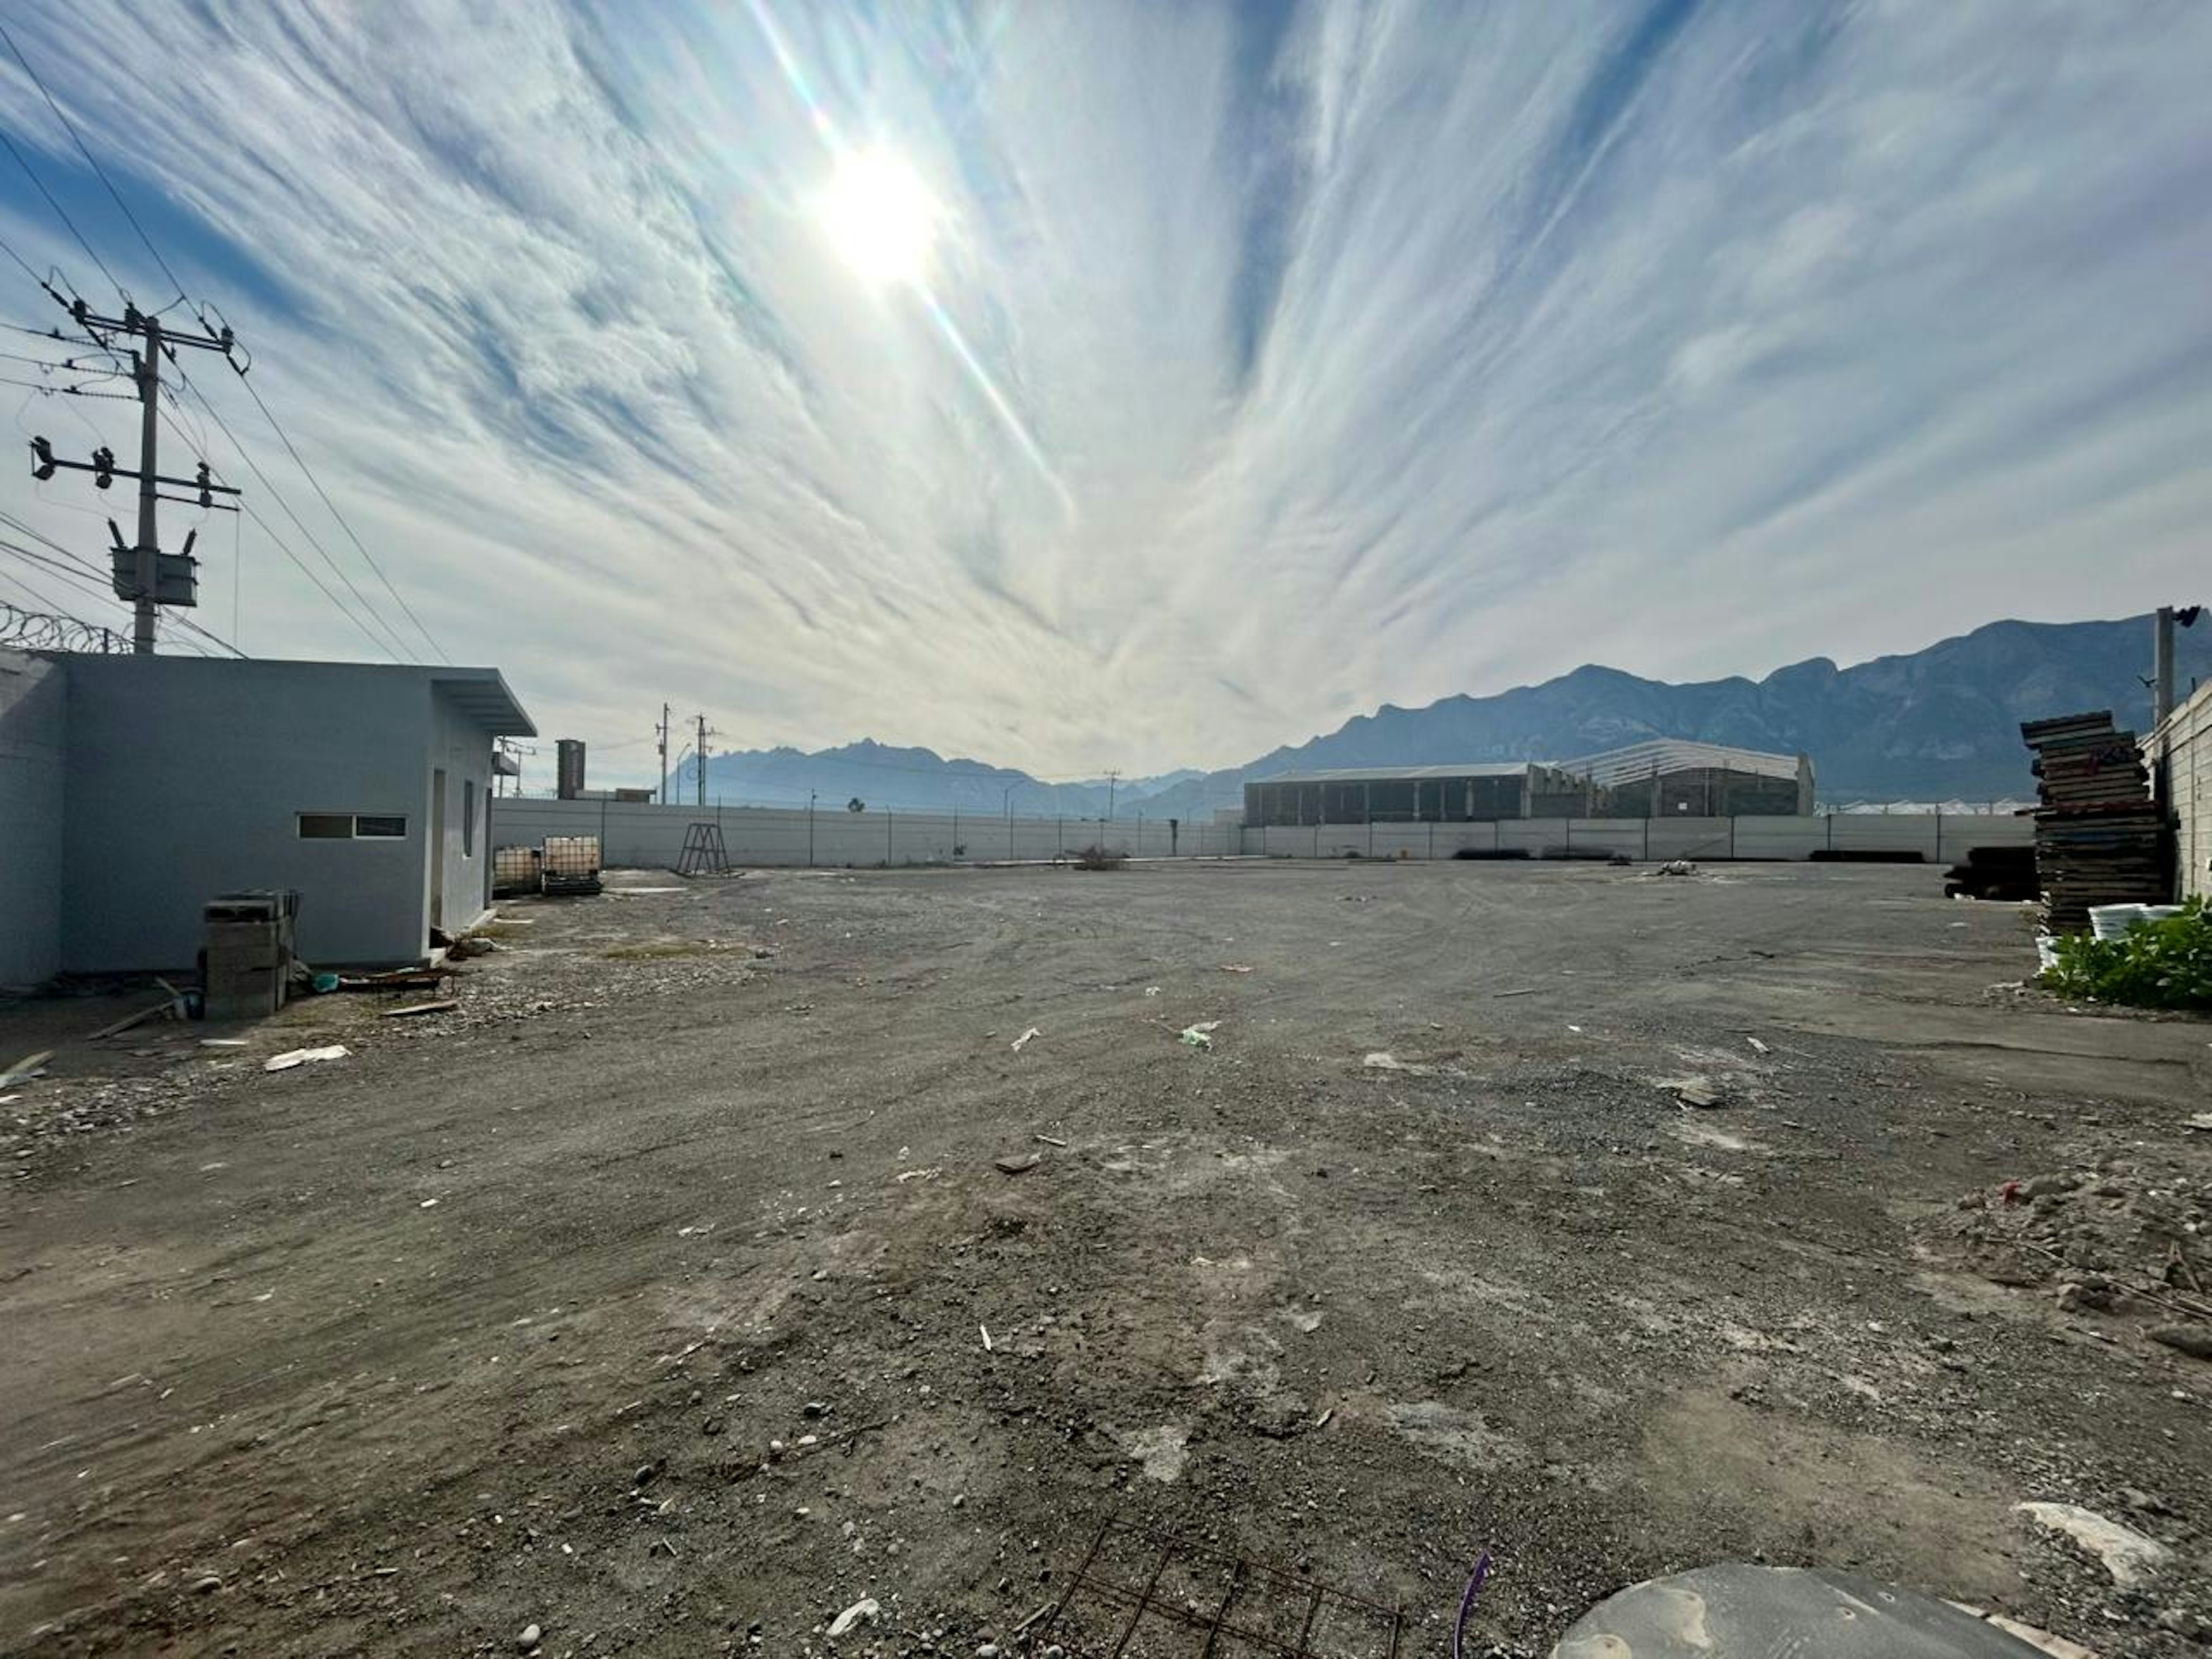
[1, 650, 535, 985]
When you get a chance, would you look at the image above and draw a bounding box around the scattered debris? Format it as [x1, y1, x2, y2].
[1218, 964, 1254, 974]
[382, 1000, 460, 1018]
[2016, 1501, 2173, 1585]
[1312, 1406, 1334, 1429]
[1494, 987, 1537, 998]
[0, 1051, 54, 1089]
[1119, 1423, 1190, 1482]
[517, 1622, 542, 1652]
[826, 1598, 878, 1639]
[994, 1152, 1040, 1175]
[895, 1168, 940, 1183]
[1674, 1082, 1725, 1109]
[2150, 1325, 2212, 1361]
[1142, 986, 1160, 997]
[1949, 1157, 2212, 1323]
[198, 1038, 248, 1049]
[1746, 1036, 1770, 1054]
[2188, 1113, 2212, 1134]
[1654, 860, 1698, 876]
[1033, 1134, 1068, 1147]
[979, 1324, 994, 1352]
[88, 998, 181, 1041]
[1178, 1021, 1219, 1049]
[1363, 1051, 1433, 1075]
[263, 1045, 350, 1073]
[335, 967, 451, 993]
[1010, 1027, 1041, 1052]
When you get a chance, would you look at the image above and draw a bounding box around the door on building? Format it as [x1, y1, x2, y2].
[430, 768, 448, 930]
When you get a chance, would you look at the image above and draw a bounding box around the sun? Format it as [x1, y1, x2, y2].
[815, 145, 941, 289]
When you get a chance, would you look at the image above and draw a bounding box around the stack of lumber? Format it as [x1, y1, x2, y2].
[2020, 710, 2165, 932]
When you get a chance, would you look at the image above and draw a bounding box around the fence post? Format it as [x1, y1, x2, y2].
[1642, 816, 1650, 861]
[1058, 817, 1064, 856]
[1729, 814, 1736, 859]
[952, 808, 960, 862]
[1827, 813, 1834, 853]
[1494, 819, 1501, 853]
[600, 795, 608, 861]
[1428, 821, 1435, 860]
[887, 809, 894, 865]
[1934, 809, 1942, 866]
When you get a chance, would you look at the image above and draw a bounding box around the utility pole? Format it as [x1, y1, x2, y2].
[1105, 769, 1120, 820]
[656, 703, 672, 804]
[29, 301, 241, 652]
[2152, 604, 2205, 732]
[694, 713, 717, 808]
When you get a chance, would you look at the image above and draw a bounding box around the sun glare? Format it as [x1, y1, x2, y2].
[816, 146, 940, 289]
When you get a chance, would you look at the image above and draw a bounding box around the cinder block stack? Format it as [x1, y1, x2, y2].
[2020, 710, 2165, 932]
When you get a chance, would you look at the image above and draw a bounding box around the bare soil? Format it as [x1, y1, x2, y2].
[3, 859, 2208, 1658]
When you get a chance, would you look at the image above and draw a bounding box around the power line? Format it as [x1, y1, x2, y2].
[165, 370, 417, 660]
[0, 226, 46, 288]
[0, 124, 122, 298]
[232, 370, 446, 661]
[1, 33, 437, 665]
[1, 535, 118, 604]
[154, 395, 408, 661]
[3, 509, 246, 658]
[0, 19, 183, 303]
[3, 381, 134, 400]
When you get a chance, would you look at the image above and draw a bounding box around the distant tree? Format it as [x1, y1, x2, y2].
[847, 797, 866, 813]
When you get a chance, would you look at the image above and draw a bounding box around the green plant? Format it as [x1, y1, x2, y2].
[2040, 896, 2212, 1009]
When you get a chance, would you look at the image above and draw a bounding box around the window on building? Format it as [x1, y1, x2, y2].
[299, 813, 408, 839]
[462, 779, 476, 855]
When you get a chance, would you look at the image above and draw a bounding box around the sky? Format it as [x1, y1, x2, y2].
[0, 0, 2208, 785]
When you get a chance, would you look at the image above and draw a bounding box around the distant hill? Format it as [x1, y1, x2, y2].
[1132, 614, 2212, 819]
[678, 739, 1130, 818]
[675, 615, 2210, 818]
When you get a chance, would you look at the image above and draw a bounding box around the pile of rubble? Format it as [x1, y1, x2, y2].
[1950, 1158, 2212, 1353]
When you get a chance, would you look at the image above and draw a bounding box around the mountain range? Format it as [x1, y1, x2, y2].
[680, 613, 2210, 818]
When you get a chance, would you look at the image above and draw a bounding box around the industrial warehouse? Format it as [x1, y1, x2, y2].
[1240, 738, 1813, 826]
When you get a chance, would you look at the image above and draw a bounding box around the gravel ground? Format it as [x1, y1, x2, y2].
[2, 858, 2208, 1658]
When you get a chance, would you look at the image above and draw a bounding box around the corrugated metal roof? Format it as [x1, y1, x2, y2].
[1252, 762, 1544, 784]
[1559, 738, 1801, 786]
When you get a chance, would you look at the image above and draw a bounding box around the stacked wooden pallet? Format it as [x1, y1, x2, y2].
[2020, 711, 2165, 932]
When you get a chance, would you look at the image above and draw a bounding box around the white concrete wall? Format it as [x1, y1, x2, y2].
[0, 650, 67, 985]
[428, 686, 499, 933]
[1248, 815, 2028, 863]
[490, 797, 2028, 870]
[2151, 679, 2212, 901]
[60, 658, 441, 970]
[491, 797, 1247, 869]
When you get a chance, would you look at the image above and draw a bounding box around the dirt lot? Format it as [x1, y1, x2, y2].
[3, 859, 2209, 1658]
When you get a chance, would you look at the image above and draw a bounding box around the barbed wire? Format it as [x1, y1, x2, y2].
[0, 598, 123, 652]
